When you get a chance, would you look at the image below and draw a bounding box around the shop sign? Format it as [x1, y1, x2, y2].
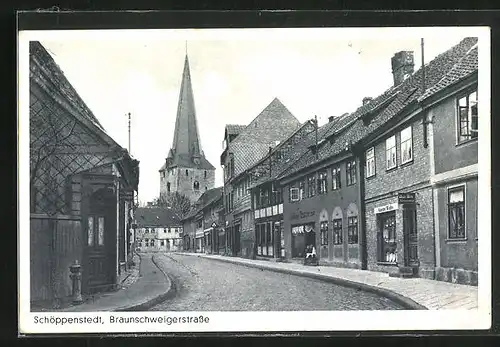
[290, 210, 316, 221]
[398, 192, 416, 204]
[374, 203, 399, 214]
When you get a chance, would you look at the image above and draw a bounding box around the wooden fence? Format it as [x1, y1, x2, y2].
[30, 214, 82, 303]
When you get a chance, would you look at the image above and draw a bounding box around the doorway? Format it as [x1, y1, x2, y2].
[83, 187, 116, 294]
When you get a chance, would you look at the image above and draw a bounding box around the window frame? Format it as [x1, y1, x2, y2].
[318, 170, 328, 195]
[346, 160, 357, 186]
[332, 167, 341, 190]
[347, 216, 359, 244]
[447, 185, 467, 240]
[332, 218, 343, 245]
[400, 125, 413, 165]
[307, 174, 316, 198]
[366, 147, 376, 178]
[320, 221, 329, 245]
[457, 89, 478, 144]
[386, 135, 397, 170]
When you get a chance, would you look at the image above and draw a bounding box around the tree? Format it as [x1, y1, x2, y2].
[152, 192, 192, 219]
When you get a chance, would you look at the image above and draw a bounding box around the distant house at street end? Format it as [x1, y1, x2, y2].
[134, 207, 183, 252]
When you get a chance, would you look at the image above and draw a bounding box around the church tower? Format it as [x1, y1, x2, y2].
[159, 52, 216, 203]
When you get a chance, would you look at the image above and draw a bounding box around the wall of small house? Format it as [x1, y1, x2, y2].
[282, 159, 361, 267]
[431, 92, 478, 175]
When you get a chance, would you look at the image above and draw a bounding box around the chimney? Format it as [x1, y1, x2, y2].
[362, 97, 373, 105]
[328, 116, 335, 123]
[391, 51, 414, 86]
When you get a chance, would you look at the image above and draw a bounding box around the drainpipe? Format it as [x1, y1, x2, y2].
[356, 147, 368, 270]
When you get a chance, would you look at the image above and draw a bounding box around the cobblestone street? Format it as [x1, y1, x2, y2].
[150, 253, 404, 311]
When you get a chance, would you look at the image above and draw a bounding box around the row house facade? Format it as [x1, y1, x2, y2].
[220, 98, 301, 258]
[134, 208, 182, 252]
[181, 187, 224, 253]
[222, 37, 480, 286]
[29, 42, 140, 308]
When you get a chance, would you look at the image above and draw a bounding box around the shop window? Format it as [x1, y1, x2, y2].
[333, 219, 343, 245]
[346, 160, 357, 186]
[448, 186, 466, 239]
[379, 213, 397, 263]
[347, 216, 358, 244]
[307, 175, 316, 198]
[320, 221, 328, 245]
[291, 225, 305, 258]
[318, 171, 328, 194]
[386, 135, 397, 170]
[457, 90, 478, 143]
[332, 167, 341, 190]
[400, 126, 413, 164]
[366, 147, 375, 178]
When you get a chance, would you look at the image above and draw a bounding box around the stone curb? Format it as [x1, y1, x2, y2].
[113, 254, 176, 312]
[186, 253, 428, 311]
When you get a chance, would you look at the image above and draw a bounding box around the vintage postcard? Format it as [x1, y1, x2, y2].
[18, 26, 491, 334]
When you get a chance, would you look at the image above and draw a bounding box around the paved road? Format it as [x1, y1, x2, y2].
[150, 253, 404, 311]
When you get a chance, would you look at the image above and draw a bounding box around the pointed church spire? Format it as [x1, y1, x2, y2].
[168, 50, 207, 168]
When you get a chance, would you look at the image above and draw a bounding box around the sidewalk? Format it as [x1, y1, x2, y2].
[177, 252, 478, 310]
[60, 253, 172, 312]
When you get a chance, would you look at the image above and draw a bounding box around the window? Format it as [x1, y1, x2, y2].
[320, 221, 328, 245]
[366, 147, 375, 178]
[332, 167, 341, 190]
[448, 186, 466, 239]
[458, 90, 478, 143]
[386, 135, 397, 169]
[193, 181, 200, 190]
[87, 216, 94, 246]
[379, 213, 397, 263]
[333, 219, 343, 245]
[230, 157, 235, 177]
[197, 220, 203, 229]
[185, 169, 189, 176]
[307, 175, 316, 198]
[167, 182, 171, 192]
[299, 180, 305, 200]
[346, 160, 357, 186]
[318, 171, 328, 194]
[151, 239, 155, 247]
[164, 228, 167, 233]
[204, 170, 207, 178]
[400, 126, 413, 164]
[290, 187, 299, 202]
[347, 216, 358, 244]
[145, 239, 149, 247]
[161, 240, 165, 247]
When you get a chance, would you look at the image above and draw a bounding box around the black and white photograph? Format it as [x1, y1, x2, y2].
[18, 26, 491, 334]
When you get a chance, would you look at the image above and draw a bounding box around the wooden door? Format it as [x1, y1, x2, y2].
[403, 206, 419, 268]
[84, 187, 116, 294]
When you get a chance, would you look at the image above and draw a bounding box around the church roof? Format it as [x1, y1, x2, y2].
[163, 54, 215, 171]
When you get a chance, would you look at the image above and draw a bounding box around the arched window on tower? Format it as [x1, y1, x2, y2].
[185, 169, 189, 176]
[204, 170, 207, 178]
[193, 181, 200, 190]
[167, 182, 171, 192]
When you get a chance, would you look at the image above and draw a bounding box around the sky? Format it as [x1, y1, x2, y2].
[35, 28, 479, 204]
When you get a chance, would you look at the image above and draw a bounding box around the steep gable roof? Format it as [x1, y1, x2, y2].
[225, 124, 246, 136]
[226, 98, 301, 178]
[181, 186, 223, 221]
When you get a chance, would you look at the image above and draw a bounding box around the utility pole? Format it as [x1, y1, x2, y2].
[314, 115, 318, 160]
[127, 112, 131, 155]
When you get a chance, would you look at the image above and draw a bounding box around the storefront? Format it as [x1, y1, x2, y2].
[255, 219, 284, 258]
[290, 222, 315, 259]
[195, 229, 204, 253]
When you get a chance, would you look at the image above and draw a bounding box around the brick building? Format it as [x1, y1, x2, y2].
[220, 98, 301, 258]
[134, 207, 182, 252]
[29, 41, 140, 307]
[159, 54, 215, 203]
[359, 37, 478, 281]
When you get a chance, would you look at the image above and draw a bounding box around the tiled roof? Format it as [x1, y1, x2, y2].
[227, 98, 301, 178]
[30, 41, 106, 132]
[182, 186, 223, 221]
[419, 44, 478, 102]
[226, 124, 246, 136]
[279, 37, 478, 180]
[136, 207, 181, 227]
